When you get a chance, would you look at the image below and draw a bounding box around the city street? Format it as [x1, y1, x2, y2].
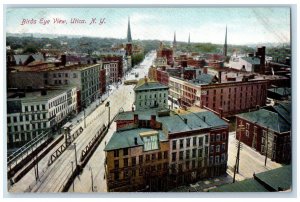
[8, 51, 156, 193]
[68, 51, 156, 192]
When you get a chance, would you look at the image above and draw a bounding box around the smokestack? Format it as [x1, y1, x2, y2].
[61, 55, 66, 66]
[218, 71, 222, 83]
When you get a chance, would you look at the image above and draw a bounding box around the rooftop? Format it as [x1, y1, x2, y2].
[10, 63, 101, 73]
[104, 128, 167, 151]
[241, 57, 261, 65]
[211, 165, 291, 192]
[116, 109, 228, 134]
[267, 87, 291, 97]
[236, 102, 291, 134]
[134, 78, 169, 91]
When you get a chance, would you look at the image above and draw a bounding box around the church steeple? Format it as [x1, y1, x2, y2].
[173, 31, 177, 47]
[127, 17, 132, 43]
[188, 33, 190, 45]
[224, 25, 227, 57]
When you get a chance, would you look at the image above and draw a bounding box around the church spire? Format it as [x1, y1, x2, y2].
[173, 31, 176, 45]
[224, 25, 227, 57]
[127, 17, 132, 43]
[188, 33, 190, 45]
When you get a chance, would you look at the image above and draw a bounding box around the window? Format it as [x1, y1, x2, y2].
[198, 148, 203, 158]
[13, 116, 17, 122]
[139, 155, 143, 164]
[198, 137, 203, 146]
[192, 149, 196, 158]
[186, 138, 190, 147]
[172, 140, 177, 150]
[123, 148, 128, 156]
[186, 150, 190, 159]
[179, 151, 184, 160]
[158, 152, 162, 160]
[210, 134, 215, 142]
[210, 145, 214, 153]
[209, 156, 214, 165]
[151, 153, 156, 160]
[157, 164, 162, 171]
[216, 145, 220, 153]
[123, 158, 128, 167]
[215, 156, 220, 164]
[146, 154, 150, 162]
[246, 130, 249, 137]
[205, 135, 209, 144]
[139, 167, 143, 176]
[222, 132, 226, 140]
[246, 123, 250, 130]
[132, 157, 136, 166]
[193, 137, 197, 146]
[73, 73, 77, 78]
[221, 143, 226, 152]
[221, 153, 226, 162]
[113, 150, 119, 158]
[31, 106, 34, 111]
[216, 134, 220, 142]
[172, 152, 176, 162]
[164, 151, 168, 159]
[25, 106, 28, 112]
[114, 160, 119, 169]
[180, 139, 184, 149]
[254, 126, 257, 134]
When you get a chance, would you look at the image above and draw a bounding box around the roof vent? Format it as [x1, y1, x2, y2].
[184, 118, 188, 124]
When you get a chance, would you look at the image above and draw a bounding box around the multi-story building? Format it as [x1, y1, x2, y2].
[8, 63, 101, 109]
[134, 78, 169, 111]
[235, 101, 291, 164]
[7, 87, 77, 148]
[103, 61, 119, 84]
[169, 72, 271, 117]
[104, 77, 229, 192]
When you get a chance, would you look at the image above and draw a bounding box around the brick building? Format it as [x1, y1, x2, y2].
[104, 78, 229, 192]
[235, 102, 291, 164]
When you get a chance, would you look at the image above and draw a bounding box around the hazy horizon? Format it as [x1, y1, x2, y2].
[6, 7, 291, 45]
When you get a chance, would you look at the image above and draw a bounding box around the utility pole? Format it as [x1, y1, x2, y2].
[233, 124, 244, 183]
[84, 106, 86, 128]
[71, 161, 74, 192]
[264, 127, 269, 167]
[74, 143, 78, 167]
[89, 166, 94, 192]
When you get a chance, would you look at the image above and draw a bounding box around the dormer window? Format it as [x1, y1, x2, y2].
[140, 131, 159, 151]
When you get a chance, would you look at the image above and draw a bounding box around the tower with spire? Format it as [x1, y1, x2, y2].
[223, 26, 228, 57]
[172, 31, 177, 56]
[125, 17, 133, 69]
[127, 17, 132, 43]
[125, 17, 133, 57]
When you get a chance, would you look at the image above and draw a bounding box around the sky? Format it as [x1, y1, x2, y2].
[5, 7, 291, 45]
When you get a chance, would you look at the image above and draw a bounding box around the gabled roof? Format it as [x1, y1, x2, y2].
[267, 88, 291, 97]
[236, 104, 290, 134]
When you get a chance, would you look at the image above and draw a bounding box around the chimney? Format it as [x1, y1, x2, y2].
[218, 71, 222, 83]
[183, 118, 188, 124]
[202, 116, 206, 122]
[134, 137, 138, 145]
[134, 114, 139, 124]
[87, 60, 91, 64]
[61, 55, 66, 66]
[93, 59, 97, 64]
[144, 76, 148, 84]
[150, 115, 156, 128]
